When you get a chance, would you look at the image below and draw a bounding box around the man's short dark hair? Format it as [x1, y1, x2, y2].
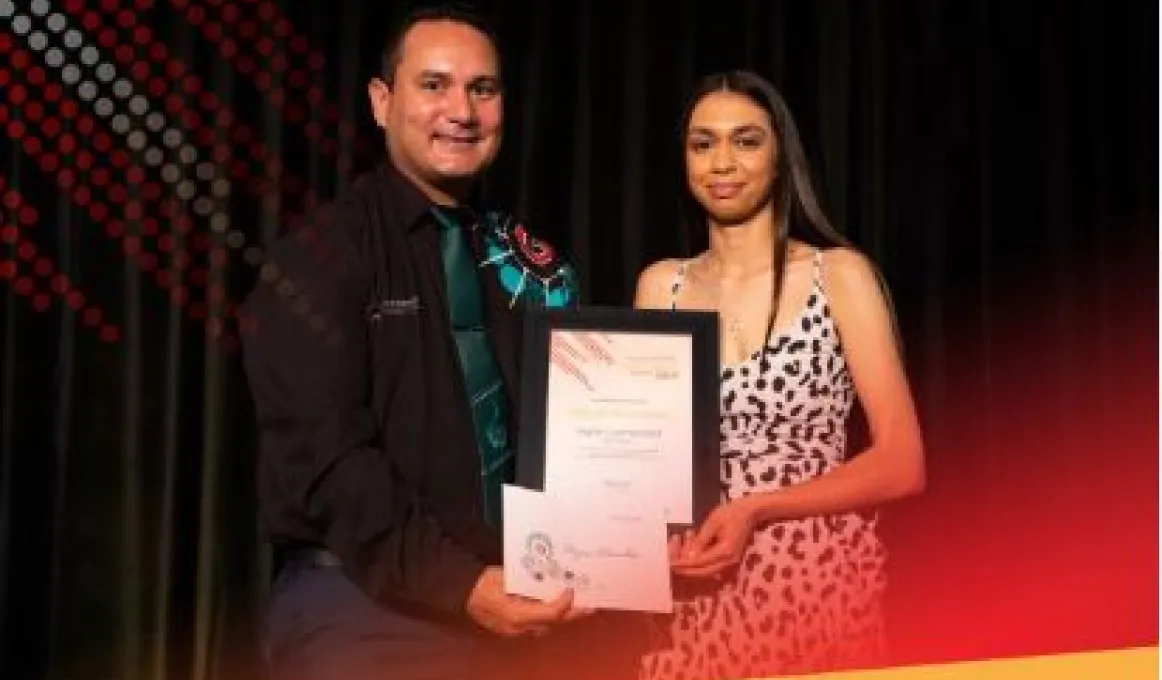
[380, 3, 501, 86]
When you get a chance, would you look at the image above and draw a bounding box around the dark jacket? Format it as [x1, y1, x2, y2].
[240, 161, 579, 621]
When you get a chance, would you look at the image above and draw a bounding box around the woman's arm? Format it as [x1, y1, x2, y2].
[675, 247, 924, 574]
[743, 247, 925, 522]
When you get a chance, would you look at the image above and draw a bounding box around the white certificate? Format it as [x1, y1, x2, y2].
[543, 330, 694, 524]
[510, 306, 720, 613]
[502, 484, 672, 613]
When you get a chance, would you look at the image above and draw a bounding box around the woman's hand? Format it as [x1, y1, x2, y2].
[670, 497, 762, 578]
[667, 529, 695, 564]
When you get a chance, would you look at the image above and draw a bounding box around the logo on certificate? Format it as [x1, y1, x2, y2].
[520, 532, 592, 589]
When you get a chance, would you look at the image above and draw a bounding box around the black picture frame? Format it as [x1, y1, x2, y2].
[515, 305, 720, 531]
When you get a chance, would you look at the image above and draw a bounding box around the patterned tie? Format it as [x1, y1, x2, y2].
[432, 207, 512, 528]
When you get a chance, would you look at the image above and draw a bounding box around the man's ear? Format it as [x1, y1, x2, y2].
[367, 77, 392, 130]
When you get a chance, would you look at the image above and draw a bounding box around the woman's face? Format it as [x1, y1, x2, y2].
[684, 90, 778, 225]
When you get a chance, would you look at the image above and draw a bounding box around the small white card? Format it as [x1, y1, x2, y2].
[502, 484, 673, 613]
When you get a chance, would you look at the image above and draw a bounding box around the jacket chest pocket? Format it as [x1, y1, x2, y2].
[366, 301, 423, 385]
[365, 290, 426, 411]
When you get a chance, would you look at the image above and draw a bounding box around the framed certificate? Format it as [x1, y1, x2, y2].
[514, 305, 720, 530]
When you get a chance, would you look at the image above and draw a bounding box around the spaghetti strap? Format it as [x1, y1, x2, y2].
[811, 249, 824, 290]
[669, 261, 688, 311]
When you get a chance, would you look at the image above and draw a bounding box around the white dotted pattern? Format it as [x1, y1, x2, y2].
[45, 12, 65, 32]
[14, 1, 243, 239]
[8, 1, 337, 340]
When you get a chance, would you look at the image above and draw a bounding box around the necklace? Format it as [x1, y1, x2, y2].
[726, 315, 748, 356]
[696, 257, 770, 360]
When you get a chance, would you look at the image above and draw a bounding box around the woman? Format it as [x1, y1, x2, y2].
[634, 71, 925, 679]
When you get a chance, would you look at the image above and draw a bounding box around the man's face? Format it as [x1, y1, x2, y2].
[368, 20, 503, 202]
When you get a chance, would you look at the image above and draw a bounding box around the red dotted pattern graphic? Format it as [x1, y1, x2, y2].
[0, 40, 230, 335]
[167, 0, 359, 171]
[0, 175, 121, 342]
[1, 4, 358, 351]
[76, 0, 325, 213]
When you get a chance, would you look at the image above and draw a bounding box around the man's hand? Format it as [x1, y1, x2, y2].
[466, 567, 593, 637]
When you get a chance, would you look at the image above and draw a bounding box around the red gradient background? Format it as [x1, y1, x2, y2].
[879, 239, 1158, 667]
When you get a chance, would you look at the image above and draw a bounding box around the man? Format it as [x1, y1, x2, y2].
[241, 6, 622, 679]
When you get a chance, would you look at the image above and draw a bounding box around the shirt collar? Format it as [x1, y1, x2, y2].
[376, 159, 488, 232]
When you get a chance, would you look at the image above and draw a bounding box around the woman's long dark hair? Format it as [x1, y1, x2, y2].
[678, 70, 899, 349]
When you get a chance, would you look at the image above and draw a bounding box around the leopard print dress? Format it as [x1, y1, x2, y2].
[639, 251, 888, 680]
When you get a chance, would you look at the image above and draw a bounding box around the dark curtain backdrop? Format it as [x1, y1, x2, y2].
[1, 1, 1156, 679]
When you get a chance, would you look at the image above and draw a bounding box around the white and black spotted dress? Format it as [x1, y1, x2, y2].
[640, 251, 888, 680]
